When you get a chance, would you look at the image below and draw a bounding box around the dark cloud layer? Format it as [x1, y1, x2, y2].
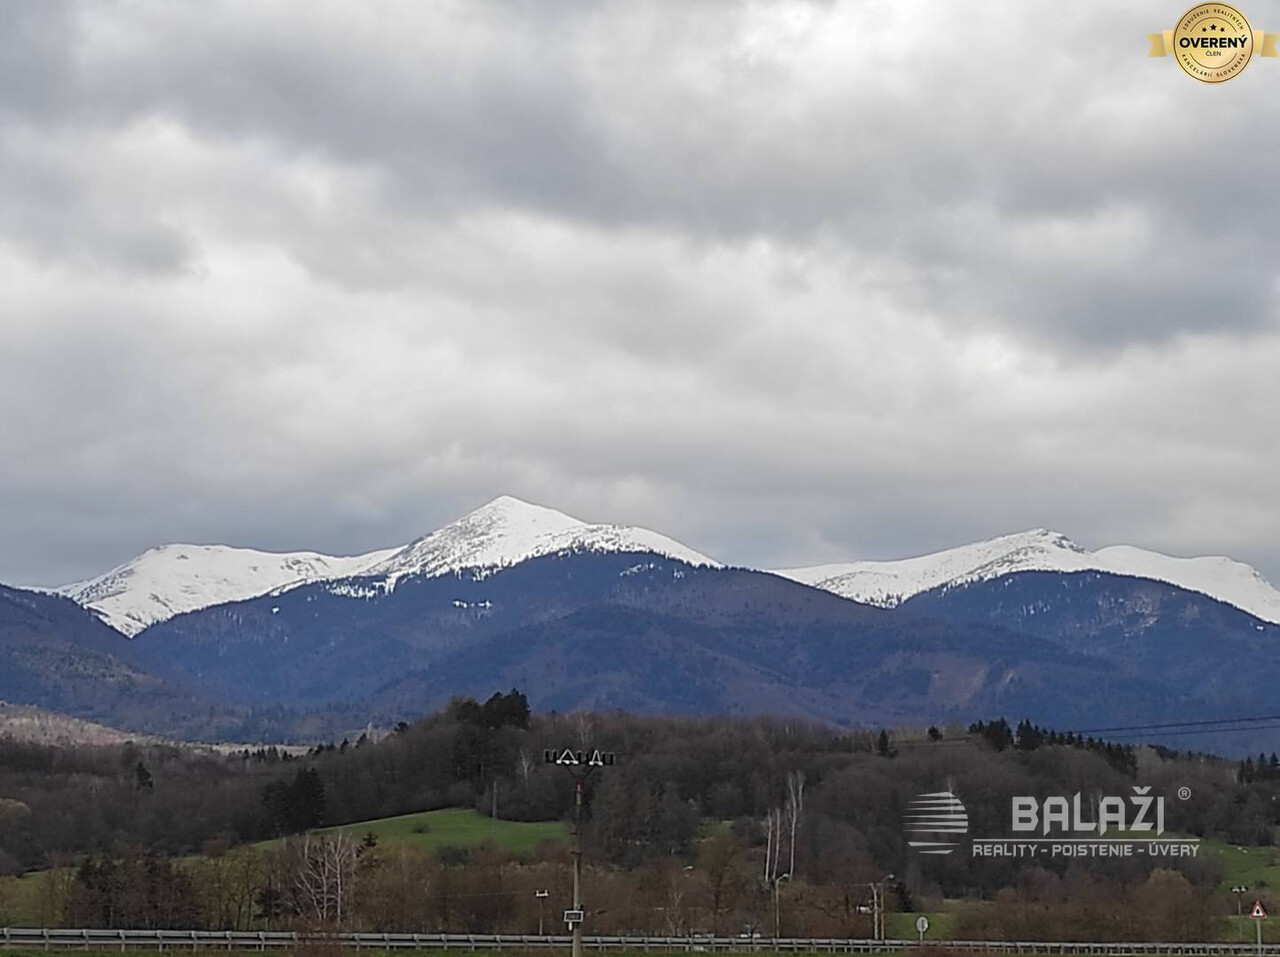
[3, 1, 1280, 587]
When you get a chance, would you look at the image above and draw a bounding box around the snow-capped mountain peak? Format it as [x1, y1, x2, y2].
[775, 530, 1280, 625]
[362, 495, 720, 586]
[775, 528, 1093, 609]
[52, 496, 720, 634]
[49, 501, 1280, 636]
[55, 543, 395, 636]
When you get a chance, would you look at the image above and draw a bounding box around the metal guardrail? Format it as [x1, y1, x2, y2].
[2, 929, 1279, 954]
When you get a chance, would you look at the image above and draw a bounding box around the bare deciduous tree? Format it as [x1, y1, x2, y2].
[698, 832, 743, 935]
[574, 713, 592, 748]
[763, 807, 783, 882]
[785, 770, 805, 878]
[293, 833, 360, 926]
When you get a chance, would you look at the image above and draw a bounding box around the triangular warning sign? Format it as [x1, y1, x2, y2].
[557, 748, 579, 765]
[1251, 901, 1268, 920]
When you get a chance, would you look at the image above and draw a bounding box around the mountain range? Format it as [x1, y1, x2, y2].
[776, 528, 1280, 624]
[51, 497, 1280, 634]
[2, 495, 1277, 750]
[53, 496, 719, 636]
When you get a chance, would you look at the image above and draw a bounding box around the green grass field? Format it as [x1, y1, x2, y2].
[1, 869, 64, 927]
[1210, 834, 1280, 942]
[1205, 836, 1280, 891]
[255, 807, 568, 855]
[3, 809, 565, 928]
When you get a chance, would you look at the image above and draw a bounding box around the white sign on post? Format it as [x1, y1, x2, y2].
[915, 915, 929, 941]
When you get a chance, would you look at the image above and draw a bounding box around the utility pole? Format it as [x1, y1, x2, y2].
[490, 779, 499, 841]
[545, 745, 616, 957]
[572, 777, 584, 957]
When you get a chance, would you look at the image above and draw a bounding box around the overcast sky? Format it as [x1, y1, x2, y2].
[4, 0, 1279, 588]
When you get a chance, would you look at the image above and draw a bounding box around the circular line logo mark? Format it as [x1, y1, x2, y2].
[904, 791, 968, 856]
[1173, 4, 1254, 82]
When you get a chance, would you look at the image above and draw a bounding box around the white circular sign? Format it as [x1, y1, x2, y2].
[915, 915, 930, 934]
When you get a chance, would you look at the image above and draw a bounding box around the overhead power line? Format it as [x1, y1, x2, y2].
[1068, 714, 1280, 735]
[882, 712, 1280, 749]
[1081, 721, 1280, 741]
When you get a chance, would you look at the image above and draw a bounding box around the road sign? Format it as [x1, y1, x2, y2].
[1252, 901, 1267, 957]
[915, 916, 929, 940]
[564, 909, 584, 925]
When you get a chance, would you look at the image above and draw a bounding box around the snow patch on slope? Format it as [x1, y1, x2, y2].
[775, 530, 1280, 625]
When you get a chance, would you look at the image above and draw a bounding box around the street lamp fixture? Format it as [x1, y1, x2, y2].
[1233, 885, 1250, 917]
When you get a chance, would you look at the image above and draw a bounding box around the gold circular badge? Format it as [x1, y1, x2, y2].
[1172, 4, 1255, 82]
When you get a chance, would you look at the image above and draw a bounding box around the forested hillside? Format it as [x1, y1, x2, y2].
[127, 551, 1207, 737]
[3, 697, 1278, 939]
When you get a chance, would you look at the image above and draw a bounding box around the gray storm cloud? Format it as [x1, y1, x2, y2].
[1, 0, 1278, 587]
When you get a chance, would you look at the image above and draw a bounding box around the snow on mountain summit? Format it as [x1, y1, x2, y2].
[775, 529, 1280, 624]
[53, 497, 719, 635]
[361, 495, 720, 586]
[776, 529, 1093, 609]
[1089, 544, 1280, 625]
[55, 543, 395, 636]
[50, 500, 1280, 636]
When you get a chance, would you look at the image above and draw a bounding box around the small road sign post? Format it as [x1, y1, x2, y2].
[545, 747, 616, 957]
[915, 916, 929, 942]
[1251, 900, 1267, 956]
[535, 889, 549, 935]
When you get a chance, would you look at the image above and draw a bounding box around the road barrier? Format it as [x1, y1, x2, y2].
[2, 929, 1279, 955]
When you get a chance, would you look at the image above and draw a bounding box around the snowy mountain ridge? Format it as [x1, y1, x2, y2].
[360, 495, 719, 588]
[55, 543, 399, 636]
[53, 496, 719, 635]
[50, 500, 1280, 635]
[774, 528, 1280, 625]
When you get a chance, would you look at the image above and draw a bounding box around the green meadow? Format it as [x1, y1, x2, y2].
[273, 807, 569, 855]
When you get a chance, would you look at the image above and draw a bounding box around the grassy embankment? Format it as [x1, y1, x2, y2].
[252, 807, 567, 856]
[1, 809, 567, 928]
